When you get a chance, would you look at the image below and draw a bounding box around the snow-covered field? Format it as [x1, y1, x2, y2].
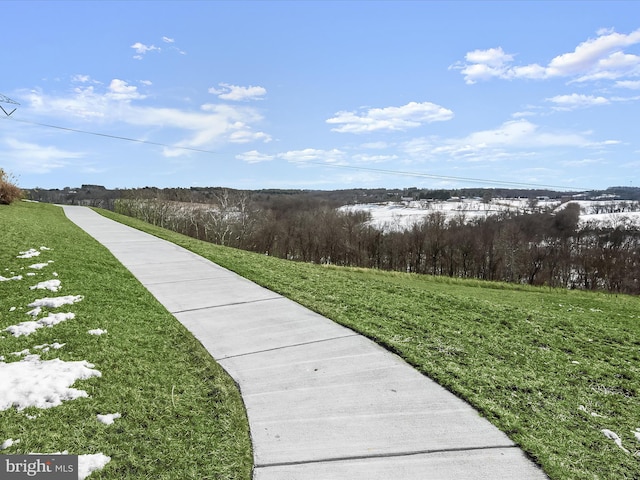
[1, 246, 113, 478]
[339, 198, 640, 231]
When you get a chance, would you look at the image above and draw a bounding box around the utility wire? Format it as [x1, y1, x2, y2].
[3, 115, 589, 191]
[4, 116, 220, 154]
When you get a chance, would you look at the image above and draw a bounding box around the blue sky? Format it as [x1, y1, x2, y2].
[2, 1, 639, 191]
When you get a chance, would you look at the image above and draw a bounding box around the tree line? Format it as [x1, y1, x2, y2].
[114, 192, 640, 295]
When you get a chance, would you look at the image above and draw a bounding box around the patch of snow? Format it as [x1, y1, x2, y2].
[1, 438, 19, 450]
[30, 279, 62, 292]
[602, 429, 629, 453]
[9, 306, 16, 312]
[34, 343, 66, 353]
[29, 262, 53, 270]
[11, 349, 31, 357]
[26, 272, 36, 276]
[88, 329, 107, 336]
[0, 355, 101, 411]
[27, 296, 83, 316]
[39, 246, 51, 251]
[5, 313, 76, 337]
[17, 249, 41, 259]
[96, 413, 121, 425]
[27, 452, 111, 480]
[0, 274, 23, 281]
[79, 453, 111, 480]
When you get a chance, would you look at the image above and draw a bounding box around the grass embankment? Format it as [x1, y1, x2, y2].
[0, 202, 252, 479]
[98, 207, 640, 480]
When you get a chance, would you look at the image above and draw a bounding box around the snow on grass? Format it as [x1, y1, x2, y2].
[30, 279, 62, 292]
[34, 343, 66, 353]
[1, 438, 19, 450]
[27, 295, 83, 316]
[78, 453, 111, 480]
[29, 261, 54, 270]
[24, 452, 111, 480]
[0, 355, 101, 411]
[87, 329, 107, 336]
[0, 274, 23, 281]
[5, 312, 76, 337]
[601, 429, 630, 453]
[3, 244, 111, 477]
[17, 248, 41, 259]
[96, 413, 121, 425]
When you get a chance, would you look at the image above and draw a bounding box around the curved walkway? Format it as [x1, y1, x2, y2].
[62, 206, 548, 480]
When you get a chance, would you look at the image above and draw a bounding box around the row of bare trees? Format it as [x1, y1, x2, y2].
[114, 194, 640, 294]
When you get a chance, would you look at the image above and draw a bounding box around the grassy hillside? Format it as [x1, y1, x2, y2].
[98, 207, 640, 480]
[0, 201, 252, 479]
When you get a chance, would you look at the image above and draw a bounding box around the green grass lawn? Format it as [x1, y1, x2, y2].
[97, 207, 640, 480]
[0, 201, 252, 479]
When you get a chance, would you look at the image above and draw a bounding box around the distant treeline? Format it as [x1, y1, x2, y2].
[25, 184, 640, 208]
[113, 191, 640, 295]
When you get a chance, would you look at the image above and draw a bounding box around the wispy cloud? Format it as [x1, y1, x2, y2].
[22, 78, 271, 156]
[278, 148, 346, 164]
[546, 93, 609, 110]
[131, 36, 186, 59]
[453, 28, 640, 84]
[131, 42, 160, 60]
[2, 138, 84, 173]
[236, 150, 274, 163]
[400, 119, 609, 164]
[326, 101, 453, 133]
[209, 83, 267, 101]
[615, 80, 640, 89]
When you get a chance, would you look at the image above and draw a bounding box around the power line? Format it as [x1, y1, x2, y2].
[4, 116, 221, 154]
[300, 162, 588, 191]
[3, 115, 589, 191]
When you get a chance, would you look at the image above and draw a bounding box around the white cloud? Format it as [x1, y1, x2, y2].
[352, 153, 398, 163]
[2, 138, 84, 173]
[278, 148, 345, 164]
[22, 80, 271, 157]
[236, 150, 274, 163]
[561, 158, 603, 167]
[401, 119, 600, 163]
[326, 101, 453, 133]
[360, 141, 391, 149]
[615, 80, 640, 89]
[162, 36, 175, 44]
[130, 42, 159, 59]
[455, 28, 640, 84]
[465, 47, 513, 67]
[511, 111, 537, 118]
[546, 93, 609, 110]
[209, 83, 267, 101]
[72, 74, 92, 83]
[107, 79, 145, 101]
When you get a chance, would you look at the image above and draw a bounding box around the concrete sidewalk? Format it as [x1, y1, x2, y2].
[62, 205, 548, 479]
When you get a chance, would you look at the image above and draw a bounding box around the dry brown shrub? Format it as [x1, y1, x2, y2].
[0, 168, 23, 205]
